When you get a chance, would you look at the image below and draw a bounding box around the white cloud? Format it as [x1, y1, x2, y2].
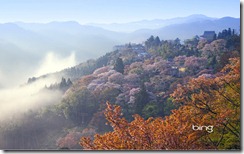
[0, 51, 78, 121]
[0, 76, 63, 121]
[35, 52, 77, 77]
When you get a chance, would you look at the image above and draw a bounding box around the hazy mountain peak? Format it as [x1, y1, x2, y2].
[186, 14, 210, 18]
[219, 16, 239, 20]
[88, 14, 218, 32]
[47, 21, 81, 26]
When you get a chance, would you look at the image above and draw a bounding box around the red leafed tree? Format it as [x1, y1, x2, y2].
[80, 58, 240, 150]
[171, 57, 240, 149]
[80, 102, 212, 150]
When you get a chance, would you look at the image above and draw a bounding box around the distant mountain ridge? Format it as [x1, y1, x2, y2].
[129, 16, 240, 41]
[87, 14, 217, 32]
[0, 14, 240, 88]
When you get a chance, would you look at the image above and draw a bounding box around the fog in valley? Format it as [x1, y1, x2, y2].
[0, 48, 78, 149]
[0, 12, 240, 149]
[0, 50, 77, 121]
[0, 21, 122, 88]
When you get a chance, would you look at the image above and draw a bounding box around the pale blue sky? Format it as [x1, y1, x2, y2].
[0, 0, 240, 24]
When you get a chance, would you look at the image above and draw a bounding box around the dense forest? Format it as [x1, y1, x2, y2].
[0, 28, 240, 150]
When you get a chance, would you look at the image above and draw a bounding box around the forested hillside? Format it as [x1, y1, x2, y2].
[0, 15, 239, 88]
[0, 28, 240, 150]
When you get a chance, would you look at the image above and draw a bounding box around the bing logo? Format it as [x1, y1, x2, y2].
[192, 124, 214, 133]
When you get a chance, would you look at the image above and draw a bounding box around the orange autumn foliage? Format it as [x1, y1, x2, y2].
[172, 58, 240, 135]
[80, 102, 212, 150]
[171, 58, 240, 149]
[80, 58, 240, 150]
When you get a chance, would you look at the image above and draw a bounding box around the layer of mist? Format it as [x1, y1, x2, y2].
[0, 76, 62, 122]
[0, 15, 240, 149]
[0, 51, 77, 123]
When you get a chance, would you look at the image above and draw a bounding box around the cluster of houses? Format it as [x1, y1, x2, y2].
[111, 30, 216, 77]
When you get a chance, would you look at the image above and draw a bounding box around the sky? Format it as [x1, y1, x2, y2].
[0, 0, 240, 24]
